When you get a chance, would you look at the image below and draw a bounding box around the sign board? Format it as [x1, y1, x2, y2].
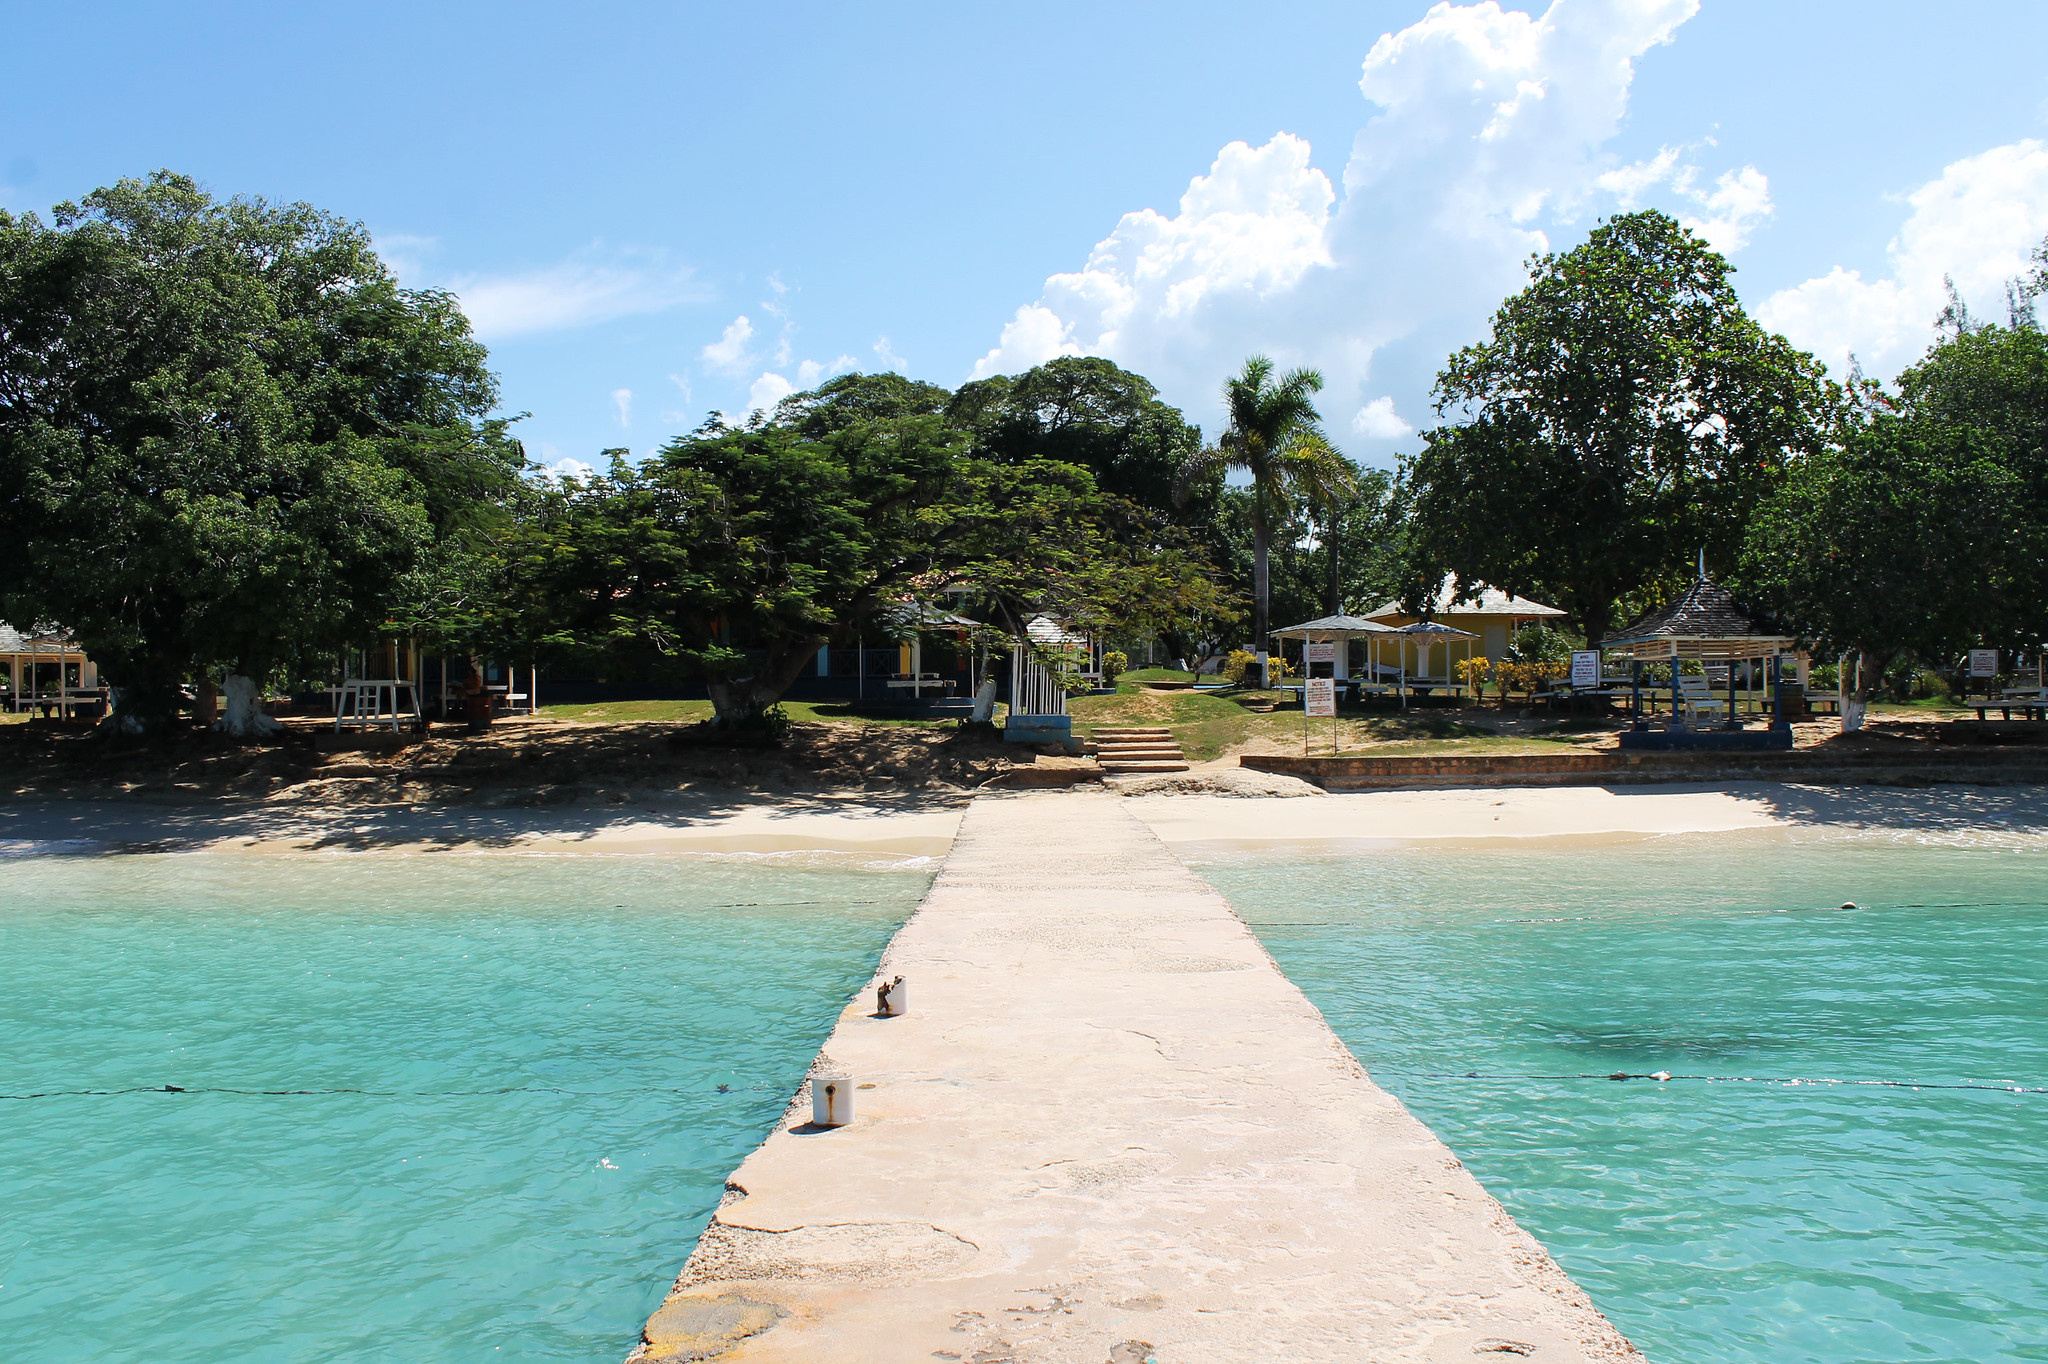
[1970, 648, 2000, 678]
[1304, 677, 1337, 717]
[1304, 641, 1337, 664]
[1570, 650, 1601, 690]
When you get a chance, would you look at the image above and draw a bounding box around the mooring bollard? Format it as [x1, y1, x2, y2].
[812, 1072, 853, 1127]
[876, 974, 907, 1017]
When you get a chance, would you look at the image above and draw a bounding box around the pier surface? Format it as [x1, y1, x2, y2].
[631, 790, 1641, 1363]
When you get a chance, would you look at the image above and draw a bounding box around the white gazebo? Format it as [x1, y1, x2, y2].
[1, 622, 102, 719]
[1268, 615, 1397, 687]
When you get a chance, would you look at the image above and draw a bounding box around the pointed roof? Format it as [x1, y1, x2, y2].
[1609, 577, 1793, 657]
[1269, 614, 1398, 640]
[1364, 577, 1565, 622]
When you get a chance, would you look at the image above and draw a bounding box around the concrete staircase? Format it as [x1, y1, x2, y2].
[1091, 726, 1190, 774]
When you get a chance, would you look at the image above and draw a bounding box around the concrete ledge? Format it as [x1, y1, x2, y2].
[1239, 748, 2048, 791]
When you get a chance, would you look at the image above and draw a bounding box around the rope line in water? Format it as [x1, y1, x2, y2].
[1415, 1071, 2045, 1094]
[0, 1082, 784, 1101]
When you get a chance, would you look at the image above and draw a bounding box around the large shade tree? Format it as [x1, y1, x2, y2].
[1740, 293, 2048, 710]
[1177, 356, 1357, 682]
[1400, 210, 1836, 644]
[493, 386, 1235, 729]
[0, 171, 518, 733]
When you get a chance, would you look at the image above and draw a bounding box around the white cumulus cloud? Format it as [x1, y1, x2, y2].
[1758, 139, 2048, 381]
[701, 315, 756, 374]
[1597, 146, 1772, 252]
[611, 388, 632, 428]
[1352, 396, 1414, 438]
[747, 372, 795, 414]
[968, 0, 1712, 454]
[797, 354, 859, 387]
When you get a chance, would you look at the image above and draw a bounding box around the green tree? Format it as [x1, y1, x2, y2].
[1400, 210, 1836, 645]
[1739, 416, 2016, 710]
[948, 357, 1211, 518]
[494, 393, 1234, 729]
[1178, 356, 1357, 683]
[0, 171, 515, 732]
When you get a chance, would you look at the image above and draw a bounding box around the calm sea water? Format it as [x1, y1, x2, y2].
[0, 851, 929, 1363]
[1195, 830, 2048, 1364]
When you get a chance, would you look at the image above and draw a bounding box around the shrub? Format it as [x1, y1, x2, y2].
[1100, 651, 1128, 687]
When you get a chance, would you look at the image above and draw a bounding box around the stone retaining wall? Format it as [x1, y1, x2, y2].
[1239, 748, 2048, 790]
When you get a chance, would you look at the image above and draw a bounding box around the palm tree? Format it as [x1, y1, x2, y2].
[1180, 356, 1358, 685]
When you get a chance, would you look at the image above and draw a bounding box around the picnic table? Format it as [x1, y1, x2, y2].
[1976, 688, 2048, 720]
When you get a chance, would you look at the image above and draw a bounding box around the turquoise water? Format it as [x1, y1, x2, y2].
[1196, 832, 2048, 1364]
[0, 851, 929, 1363]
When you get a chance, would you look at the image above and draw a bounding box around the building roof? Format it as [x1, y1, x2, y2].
[1025, 614, 1088, 647]
[1391, 620, 1478, 639]
[1608, 578, 1793, 657]
[1269, 614, 1398, 640]
[1364, 577, 1566, 622]
[0, 622, 83, 654]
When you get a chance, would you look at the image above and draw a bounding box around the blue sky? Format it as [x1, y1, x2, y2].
[7, 1, 2048, 473]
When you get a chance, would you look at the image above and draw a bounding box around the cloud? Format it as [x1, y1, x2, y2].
[1597, 146, 1773, 251]
[448, 249, 706, 341]
[797, 354, 858, 387]
[968, 0, 1709, 455]
[873, 336, 909, 372]
[1758, 139, 2048, 380]
[611, 388, 632, 428]
[747, 372, 795, 414]
[701, 315, 756, 374]
[667, 372, 692, 402]
[1352, 396, 1414, 438]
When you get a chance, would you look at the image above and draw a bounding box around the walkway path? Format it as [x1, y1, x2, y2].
[630, 790, 1641, 1363]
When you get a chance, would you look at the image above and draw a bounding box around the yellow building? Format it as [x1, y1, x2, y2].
[1364, 580, 1567, 674]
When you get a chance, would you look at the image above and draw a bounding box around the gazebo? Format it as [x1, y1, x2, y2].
[1, 622, 102, 719]
[1608, 574, 1795, 750]
[1388, 620, 1481, 707]
[1267, 615, 1396, 687]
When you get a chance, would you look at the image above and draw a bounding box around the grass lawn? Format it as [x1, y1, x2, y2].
[534, 697, 957, 729]
[1069, 678, 1585, 761]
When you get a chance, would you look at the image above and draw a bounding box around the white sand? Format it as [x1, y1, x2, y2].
[0, 797, 968, 857]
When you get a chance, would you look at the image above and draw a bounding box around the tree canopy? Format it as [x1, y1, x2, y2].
[1400, 210, 1836, 644]
[1177, 357, 1357, 675]
[494, 378, 1235, 726]
[0, 170, 518, 727]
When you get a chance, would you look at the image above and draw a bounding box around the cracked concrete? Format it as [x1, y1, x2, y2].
[629, 790, 1643, 1363]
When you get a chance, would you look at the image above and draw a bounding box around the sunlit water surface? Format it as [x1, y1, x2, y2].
[0, 851, 930, 1362]
[1194, 830, 2048, 1364]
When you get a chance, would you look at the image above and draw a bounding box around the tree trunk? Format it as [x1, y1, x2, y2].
[1326, 510, 1342, 616]
[702, 637, 827, 732]
[216, 674, 283, 738]
[1253, 522, 1271, 687]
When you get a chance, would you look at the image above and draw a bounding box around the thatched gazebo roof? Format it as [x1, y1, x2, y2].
[1608, 577, 1793, 661]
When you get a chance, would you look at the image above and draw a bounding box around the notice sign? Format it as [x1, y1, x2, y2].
[1305, 641, 1337, 664]
[1570, 650, 1601, 689]
[1305, 677, 1337, 717]
[1970, 648, 2000, 677]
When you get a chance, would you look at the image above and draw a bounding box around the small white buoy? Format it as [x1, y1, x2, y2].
[1840, 902, 1857, 911]
[812, 1072, 854, 1127]
[876, 975, 908, 1017]
[1651, 1071, 1672, 1082]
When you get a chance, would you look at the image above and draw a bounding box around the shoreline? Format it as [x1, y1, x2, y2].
[9, 779, 2048, 857]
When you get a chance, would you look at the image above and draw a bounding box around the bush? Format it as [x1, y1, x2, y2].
[1101, 651, 1128, 687]
[1225, 648, 1266, 686]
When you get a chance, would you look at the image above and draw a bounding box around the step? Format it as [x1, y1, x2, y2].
[1099, 760, 1192, 773]
[1097, 747, 1185, 759]
[1092, 727, 1173, 737]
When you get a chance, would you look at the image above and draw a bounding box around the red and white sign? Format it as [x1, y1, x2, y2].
[1304, 677, 1337, 717]
[1970, 649, 2000, 677]
[1305, 641, 1336, 664]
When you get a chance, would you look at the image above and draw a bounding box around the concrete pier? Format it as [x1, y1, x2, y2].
[630, 790, 1642, 1363]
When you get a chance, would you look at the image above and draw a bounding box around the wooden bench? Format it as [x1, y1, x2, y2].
[1675, 675, 1728, 724]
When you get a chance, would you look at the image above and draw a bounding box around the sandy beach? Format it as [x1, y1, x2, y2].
[0, 794, 970, 857]
[10, 779, 2048, 858]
